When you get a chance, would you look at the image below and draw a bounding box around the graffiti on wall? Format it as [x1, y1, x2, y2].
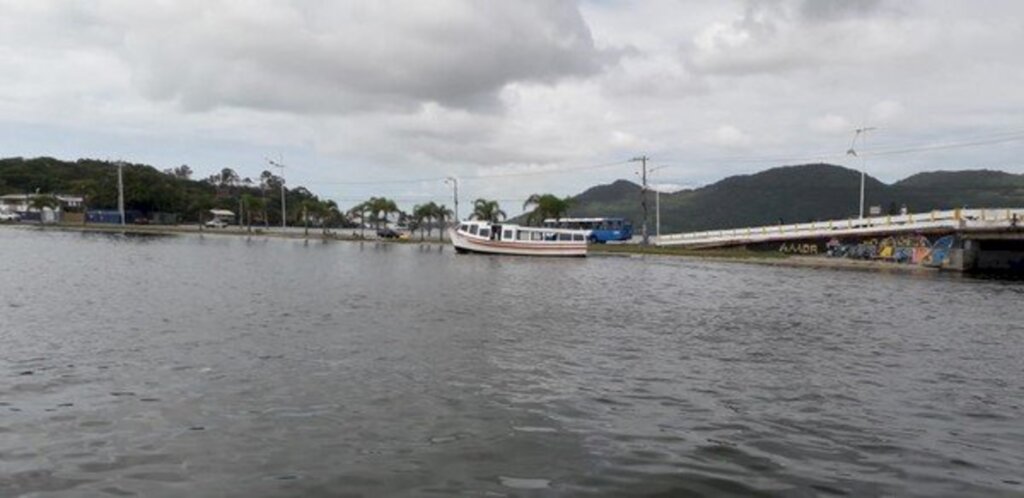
[825, 234, 933, 264]
[778, 243, 821, 255]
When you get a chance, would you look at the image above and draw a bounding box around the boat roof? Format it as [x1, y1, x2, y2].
[542, 217, 626, 223]
[458, 220, 590, 234]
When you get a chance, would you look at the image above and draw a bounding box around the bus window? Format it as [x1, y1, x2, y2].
[469, 225, 478, 235]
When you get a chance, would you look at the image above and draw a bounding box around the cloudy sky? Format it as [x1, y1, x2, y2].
[1, 0, 1022, 213]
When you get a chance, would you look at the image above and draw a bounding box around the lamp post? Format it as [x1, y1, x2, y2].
[116, 161, 125, 226]
[445, 177, 459, 222]
[267, 158, 287, 228]
[847, 127, 876, 219]
[629, 156, 649, 245]
[649, 165, 668, 239]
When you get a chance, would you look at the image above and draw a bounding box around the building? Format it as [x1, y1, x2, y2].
[0, 193, 84, 213]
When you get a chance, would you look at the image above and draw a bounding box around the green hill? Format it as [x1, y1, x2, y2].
[565, 164, 1024, 233]
[0, 156, 325, 224]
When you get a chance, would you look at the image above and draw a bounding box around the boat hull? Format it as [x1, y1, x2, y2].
[449, 229, 586, 257]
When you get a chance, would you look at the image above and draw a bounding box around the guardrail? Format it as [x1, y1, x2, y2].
[656, 208, 1024, 247]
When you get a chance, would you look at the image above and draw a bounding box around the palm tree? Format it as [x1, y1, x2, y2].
[190, 195, 214, 230]
[240, 193, 255, 232]
[299, 198, 322, 237]
[29, 194, 59, 212]
[366, 197, 399, 231]
[321, 200, 341, 236]
[471, 198, 506, 223]
[432, 203, 454, 241]
[411, 203, 434, 241]
[247, 196, 266, 231]
[29, 194, 60, 223]
[348, 201, 369, 238]
[522, 194, 571, 225]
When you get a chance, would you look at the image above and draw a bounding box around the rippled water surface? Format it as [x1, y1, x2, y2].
[1, 228, 1023, 497]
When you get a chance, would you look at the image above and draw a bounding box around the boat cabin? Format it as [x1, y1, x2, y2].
[456, 220, 589, 243]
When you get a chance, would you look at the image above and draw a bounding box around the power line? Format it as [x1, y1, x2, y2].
[292, 159, 629, 186]
[460, 160, 628, 181]
[862, 132, 1024, 157]
[246, 128, 1024, 200]
[657, 128, 1024, 167]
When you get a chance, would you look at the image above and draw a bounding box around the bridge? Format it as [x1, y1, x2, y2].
[655, 208, 1024, 272]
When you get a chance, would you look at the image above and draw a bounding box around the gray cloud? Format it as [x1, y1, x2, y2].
[108, 0, 609, 114]
[1, 0, 1023, 210]
[682, 0, 914, 76]
[799, 0, 884, 22]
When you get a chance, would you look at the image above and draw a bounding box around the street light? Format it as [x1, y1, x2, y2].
[649, 166, 668, 239]
[444, 177, 459, 223]
[266, 158, 287, 228]
[847, 127, 876, 219]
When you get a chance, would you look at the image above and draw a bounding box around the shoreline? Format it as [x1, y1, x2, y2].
[587, 243, 941, 274]
[2, 223, 941, 274]
[4, 222, 443, 244]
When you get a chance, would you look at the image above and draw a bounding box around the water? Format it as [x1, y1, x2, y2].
[1, 228, 1022, 497]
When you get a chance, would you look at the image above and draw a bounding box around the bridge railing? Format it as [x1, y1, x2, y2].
[656, 208, 1024, 246]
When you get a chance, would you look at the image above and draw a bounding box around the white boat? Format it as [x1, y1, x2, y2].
[449, 220, 589, 257]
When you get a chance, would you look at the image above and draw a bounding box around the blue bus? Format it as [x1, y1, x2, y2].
[543, 217, 633, 243]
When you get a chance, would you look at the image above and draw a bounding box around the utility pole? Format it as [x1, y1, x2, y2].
[630, 156, 649, 245]
[445, 177, 459, 222]
[847, 127, 875, 219]
[116, 161, 125, 226]
[267, 158, 287, 228]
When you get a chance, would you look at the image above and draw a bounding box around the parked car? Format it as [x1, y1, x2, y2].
[376, 228, 401, 239]
[0, 212, 20, 222]
[205, 218, 229, 228]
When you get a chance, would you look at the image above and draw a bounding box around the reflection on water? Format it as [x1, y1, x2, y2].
[1, 228, 1022, 497]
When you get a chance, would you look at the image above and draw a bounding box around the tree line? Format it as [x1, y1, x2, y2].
[0, 156, 577, 231]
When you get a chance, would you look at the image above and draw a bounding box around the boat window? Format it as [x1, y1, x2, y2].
[469, 225, 478, 235]
[460, 224, 469, 232]
[479, 228, 490, 238]
[573, 234, 584, 241]
[558, 233, 572, 241]
[517, 231, 530, 240]
[532, 232, 544, 241]
[503, 229, 513, 240]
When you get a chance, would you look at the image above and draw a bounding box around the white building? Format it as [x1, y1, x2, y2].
[0, 193, 84, 213]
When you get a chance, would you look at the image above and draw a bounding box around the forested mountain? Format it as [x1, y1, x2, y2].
[566, 164, 1024, 233]
[6, 157, 1023, 233]
[0, 156, 325, 224]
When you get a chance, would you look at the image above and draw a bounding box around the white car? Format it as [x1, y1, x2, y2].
[0, 212, 20, 222]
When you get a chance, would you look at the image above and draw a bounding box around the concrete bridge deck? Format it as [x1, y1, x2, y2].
[656, 208, 1024, 248]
